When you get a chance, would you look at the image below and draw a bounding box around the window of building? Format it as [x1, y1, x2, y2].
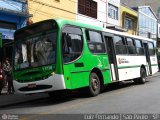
[108, 4, 118, 20]
[86, 30, 105, 53]
[124, 17, 134, 30]
[78, 0, 97, 19]
[62, 26, 83, 63]
[114, 36, 127, 54]
[126, 38, 136, 54]
[135, 39, 144, 55]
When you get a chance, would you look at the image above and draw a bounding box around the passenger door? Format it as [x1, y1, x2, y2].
[143, 42, 152, 75]
[103, 34, 119, 81]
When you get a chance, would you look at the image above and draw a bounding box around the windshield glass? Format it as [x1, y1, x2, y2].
[14, 32, 56, 70]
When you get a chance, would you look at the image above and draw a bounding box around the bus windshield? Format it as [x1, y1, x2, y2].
[14, 32, 56, 70]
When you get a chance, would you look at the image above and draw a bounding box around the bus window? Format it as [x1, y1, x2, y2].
[148, 42, 155, 56]
[88, 31, 102, 43]
[135, 39, 144, 55]
[126, 38, 136, 54]
[62, 27, 83, 63]
[114, 36, 127, 54]
[86, 30, 105, 53]
[14, 32, 56, 70]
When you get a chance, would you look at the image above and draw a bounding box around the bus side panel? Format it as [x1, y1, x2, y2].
[63, 65, 72, 89]
[62, 28, 112, 90]
[101, 56, 112, 85]
[116, 55, 147, 81]
[150, 56, 158, 74]
[63, 55, 112, 90]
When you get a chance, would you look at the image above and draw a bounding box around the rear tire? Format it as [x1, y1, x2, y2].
[139, 68, 147, 84]
[88, 72, 101, 97]
[134, 68, 147, 84]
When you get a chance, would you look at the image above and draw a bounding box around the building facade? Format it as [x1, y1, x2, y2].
[137, 6, 157, 40]
[121, 0, 158, 40]
[121, 0, 160, 20]
[77, 0, 121, 28]
[77, 0, 107, 27]
[0, 0, 28, 61]
[28, 0, 76, 23]
[106, 0, 120, 27]
[120, 4, 138, 35]
[0, 0, 28, 40]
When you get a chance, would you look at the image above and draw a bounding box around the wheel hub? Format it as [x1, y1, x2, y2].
[91, 78, 99, 91]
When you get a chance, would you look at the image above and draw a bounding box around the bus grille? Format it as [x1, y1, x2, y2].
[19, 85, 52, 91]
[16, 76, 50, 83]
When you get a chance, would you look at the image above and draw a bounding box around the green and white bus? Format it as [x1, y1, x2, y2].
[13, 19, 158, 96]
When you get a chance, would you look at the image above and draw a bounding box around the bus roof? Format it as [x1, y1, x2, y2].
[54, 18, 155, 42]
[55, 18, 103, 31]
[15, 18, 155, 43]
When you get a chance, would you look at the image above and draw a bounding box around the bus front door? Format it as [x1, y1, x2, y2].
[143, 43, 152, 75]
[104, 36, 119, 81]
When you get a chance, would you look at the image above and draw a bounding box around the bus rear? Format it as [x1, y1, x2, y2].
[13, 20, 65, 94]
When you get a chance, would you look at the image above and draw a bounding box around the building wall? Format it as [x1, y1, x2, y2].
[28, 0, 76, 23]
[76, 0, 120, 27]
[0, 0, 27, 40]
[0, 0, 28, 62]
[138, 6, 157, 40]
[106, 0, 120, 26]
[121, 0, 160, 18]
[76, 0, 107, 27]
[120, 4, 138, 35]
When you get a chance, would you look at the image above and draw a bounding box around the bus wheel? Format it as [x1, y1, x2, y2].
[134, 68, 147, 84]
[88, 72, 101, 97]
[139, 68, 147, 84]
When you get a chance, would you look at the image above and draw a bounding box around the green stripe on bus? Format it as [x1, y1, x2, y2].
[118, 65, 141, 69]
[118, 64, 158, 69]
[151, 64, 158, 66]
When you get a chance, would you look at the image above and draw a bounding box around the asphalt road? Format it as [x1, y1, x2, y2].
[0, 73, 160, 120]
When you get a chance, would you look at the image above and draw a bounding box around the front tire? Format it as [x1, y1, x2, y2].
[88, 72, 101, 97]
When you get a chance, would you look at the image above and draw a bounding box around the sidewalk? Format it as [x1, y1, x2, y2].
[151, 72, 160, 77]
[0, 92, 48, 108]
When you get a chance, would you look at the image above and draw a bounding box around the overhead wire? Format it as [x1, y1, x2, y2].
[29, 7, 75, 20]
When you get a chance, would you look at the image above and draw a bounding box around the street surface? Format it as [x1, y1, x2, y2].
[0, 73, 160, 120]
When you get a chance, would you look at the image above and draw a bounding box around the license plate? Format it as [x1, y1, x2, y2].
[28, 84, 37, 88]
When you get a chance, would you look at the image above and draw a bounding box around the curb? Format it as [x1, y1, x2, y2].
[150, 72, 160, 78]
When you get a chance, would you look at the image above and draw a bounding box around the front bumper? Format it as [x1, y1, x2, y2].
[13, 74, 66, 94]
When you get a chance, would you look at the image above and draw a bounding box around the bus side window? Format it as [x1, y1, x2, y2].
[126, 37, 136, 55]
[86, 30, 105, 53]
[135, 39, 144, 55]
[62, 26, 83, 63]
[62, 33, 72, 55]
[148, 42, 155, 56]
[114, 36, 127, 54]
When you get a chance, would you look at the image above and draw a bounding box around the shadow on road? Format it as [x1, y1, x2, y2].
[0, 80, 150, 110]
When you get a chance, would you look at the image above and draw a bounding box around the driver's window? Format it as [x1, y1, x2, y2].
[62, 26, 83, 63]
